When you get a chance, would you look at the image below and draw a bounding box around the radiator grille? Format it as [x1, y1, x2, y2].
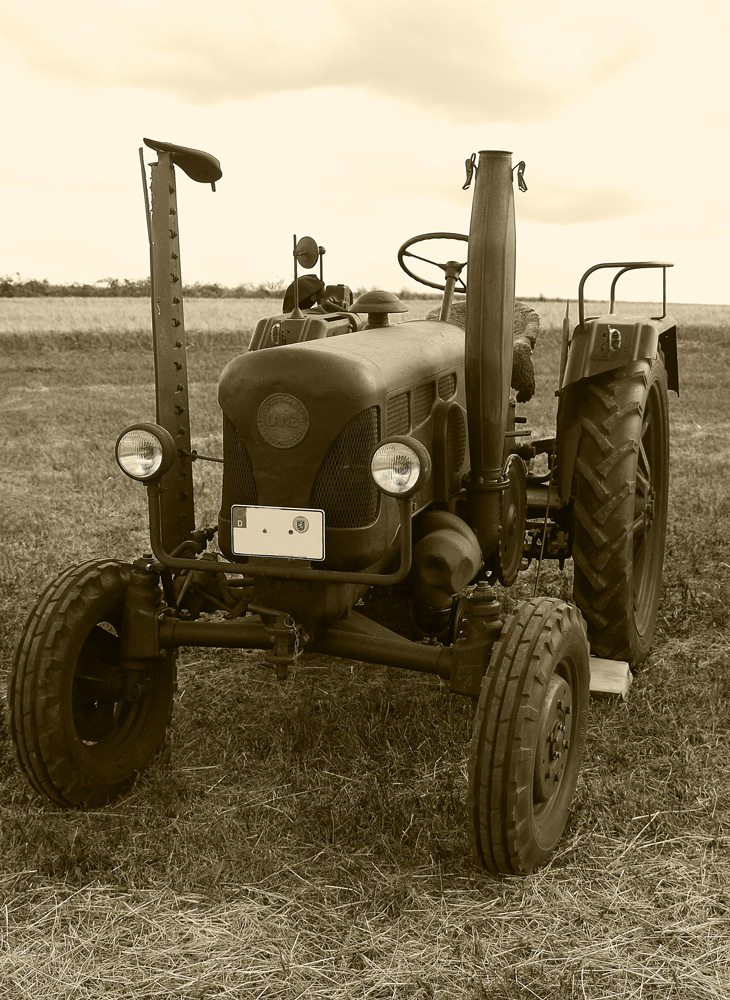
[311, 407, 380, 528]
[438, 373, 457, 399]
[412, 382, 435, 425]
[386, 394, 409, 434]
[222, 415, 257, 510]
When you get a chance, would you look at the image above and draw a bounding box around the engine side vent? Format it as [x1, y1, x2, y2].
[438, 373, 457, 399]
[412, 382, 435, 426]
[311, 407, 380, 528]
[448, 405, 467, 472]
[222, 415, 257, 510]
[386, 394, 409, 434]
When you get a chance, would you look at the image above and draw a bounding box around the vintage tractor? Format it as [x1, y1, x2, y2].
[7, 140, 678, 875]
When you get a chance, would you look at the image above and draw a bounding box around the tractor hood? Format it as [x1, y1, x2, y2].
[219, 320, 465, 508]
[217, 319, 466, 567]
[221, 320, 464, 410]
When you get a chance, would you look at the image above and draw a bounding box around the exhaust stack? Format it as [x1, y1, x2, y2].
[463, 150, 516, 557]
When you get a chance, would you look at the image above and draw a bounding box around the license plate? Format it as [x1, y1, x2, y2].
[231, 505, 325, 561]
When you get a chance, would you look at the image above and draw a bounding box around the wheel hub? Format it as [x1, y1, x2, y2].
[534, 674, 572, 803]
[635, 486, 656, 539]
[645, 488, 655, 527]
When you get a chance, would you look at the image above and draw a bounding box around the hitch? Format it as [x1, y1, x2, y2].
[250, 605, 308, 680]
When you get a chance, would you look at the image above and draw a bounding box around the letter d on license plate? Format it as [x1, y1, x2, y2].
[231, 505, 325, 561]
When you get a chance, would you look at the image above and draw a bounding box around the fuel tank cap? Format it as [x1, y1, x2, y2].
[350, 289, 408, 328]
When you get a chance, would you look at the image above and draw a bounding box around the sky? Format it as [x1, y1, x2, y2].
[1, 0, 729, 304]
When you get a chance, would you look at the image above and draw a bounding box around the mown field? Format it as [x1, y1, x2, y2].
[1, 297, 730, 999]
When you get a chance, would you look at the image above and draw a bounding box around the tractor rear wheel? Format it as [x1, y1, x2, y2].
[467, 598, 590, 875]
[8, 560, 176, 807]
[570, 359, 669, 666]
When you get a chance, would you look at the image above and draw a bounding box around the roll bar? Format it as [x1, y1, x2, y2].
[578, 261, 673, 326]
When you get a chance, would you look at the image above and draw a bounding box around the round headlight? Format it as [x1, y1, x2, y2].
[115, 423, 176, 482]
[370, 437, 431, 498]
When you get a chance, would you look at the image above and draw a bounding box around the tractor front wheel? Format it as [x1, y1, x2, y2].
[467, 598, 590, 875]
[570, 359, 669, 666]
[8, 559, 176, 807]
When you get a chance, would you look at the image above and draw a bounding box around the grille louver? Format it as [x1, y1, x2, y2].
[448, 406, 466, 472]
[386, 394, 409, 434]
[438, 373, 457, 399]
[311, 407, 380, 528]
[412, 382, 435, 425]
[222, 415, 257, 510]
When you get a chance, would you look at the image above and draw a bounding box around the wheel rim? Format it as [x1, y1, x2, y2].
[532, 658, 578, 830]
[72, 608, 152, 752]
[497, 455, 527, 586]
[632, 377, 668, 635]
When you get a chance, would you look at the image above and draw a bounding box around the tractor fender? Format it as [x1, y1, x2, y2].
[561, 314, 678, 395]
[555, 315, 677, 507]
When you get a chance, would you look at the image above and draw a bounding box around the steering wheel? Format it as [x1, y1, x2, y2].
[397, 232, 468, 292]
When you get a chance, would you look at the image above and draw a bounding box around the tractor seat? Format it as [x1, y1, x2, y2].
[427, 299, 540, 402]
[143, 138, 222, 186]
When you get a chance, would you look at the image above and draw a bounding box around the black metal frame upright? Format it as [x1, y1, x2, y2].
[144, 150, 195, 551]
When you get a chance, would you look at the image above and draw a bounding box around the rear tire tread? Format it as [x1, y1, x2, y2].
[570, 361, 669, 664]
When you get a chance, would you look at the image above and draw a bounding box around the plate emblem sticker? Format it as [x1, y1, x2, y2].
[257, 393, 309, 449]
[293, 515, 309, 533]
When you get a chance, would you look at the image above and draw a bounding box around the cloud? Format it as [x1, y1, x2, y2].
[1, 0, 647, 123]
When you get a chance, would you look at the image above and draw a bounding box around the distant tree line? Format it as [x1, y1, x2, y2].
[0, 275, 443, 300]
[0, 275, 288, 298]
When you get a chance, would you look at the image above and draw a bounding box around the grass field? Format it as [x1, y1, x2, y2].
[1, 295, 727, 339]
[1, 297, 730, 999]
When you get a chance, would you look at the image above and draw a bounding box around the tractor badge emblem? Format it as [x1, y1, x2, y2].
[257, 393, 309, 448]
